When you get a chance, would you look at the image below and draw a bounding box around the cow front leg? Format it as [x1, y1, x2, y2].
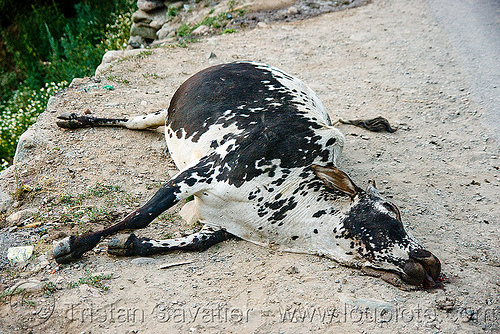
[53, 157, 216, 264]
[53, 182, 181, 264]
[107, 225, 231, 256]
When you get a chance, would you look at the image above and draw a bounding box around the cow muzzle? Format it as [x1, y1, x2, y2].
[401, 249, 441, 287]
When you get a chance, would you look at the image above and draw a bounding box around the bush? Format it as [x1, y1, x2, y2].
[0, 0, 136, 172]
[0, 81, 68, 167]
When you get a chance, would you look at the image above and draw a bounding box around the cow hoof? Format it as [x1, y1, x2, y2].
[108, 234, 138, 256]
[53, 236, 83, 264]
[56, 113, 92, 129]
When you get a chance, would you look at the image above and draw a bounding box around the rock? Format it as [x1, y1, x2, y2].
[130, 23, 158, 40]
[156, 24, 176, 40]
[287, 6, 300, 15]
[8, 279, 43, 293]
[95, 49, 144, 76]
[7, 246, 34, 263]
[286, 266, 299, 274]
[179, 200, 198, 225]
[256, 22, 268, 29]
[131, 257, 154, 266]
[132, 10, 153, 24]
[128, 35, 147, 49]
[149, 10, 169, 30]
[245, 0, 295, 12]
[14, 125, 42, 164]
[137, 0, 165, 12]
[192, 25, 211, 36]
[0, 189, 13, 213]
[6, 208, 37, 226]
[208, 52, 217, 59]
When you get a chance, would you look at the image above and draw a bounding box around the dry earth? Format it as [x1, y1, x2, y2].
[0, 0, 499, 333]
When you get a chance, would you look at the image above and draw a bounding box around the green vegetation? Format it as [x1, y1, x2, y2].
[0, 288, 22, 304]
[55, 182, 139, 231]
[0, 0, 136, 170]
[68, 269, 114, 290]
[172, 4, 247, 47]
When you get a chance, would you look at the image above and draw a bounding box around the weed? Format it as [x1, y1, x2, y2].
[191, 220, 203, 231]
[106, 76, 130, 85]
[68, 270, 114, 291]
[157, 212, 179, 224]
[43, 281, 57, 295]
[162, 233, 174, 239]
[0, 288, 23, 304]
[142, 72, 165, 79]
[135, 51, 154, 59]
[177, 24, 193, 37]
[167, 4, 180, 19]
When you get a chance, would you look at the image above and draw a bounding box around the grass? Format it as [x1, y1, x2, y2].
[68, 270, 114, 291]
[106, 75, 130, 84]
[55, 183, 139, 230]
[0, 288, 23, 305]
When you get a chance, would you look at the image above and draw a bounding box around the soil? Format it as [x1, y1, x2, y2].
[0, 0, 499, 333]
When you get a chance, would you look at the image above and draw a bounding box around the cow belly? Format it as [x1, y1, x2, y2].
[165, 122, 242, 170]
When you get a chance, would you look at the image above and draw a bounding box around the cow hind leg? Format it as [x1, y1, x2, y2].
[107, 225, 231, 256]
[56, 109, 167, 130]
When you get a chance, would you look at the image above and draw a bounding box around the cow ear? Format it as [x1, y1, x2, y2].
[311, 165, 358, 198]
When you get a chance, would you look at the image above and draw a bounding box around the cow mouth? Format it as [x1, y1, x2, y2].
[401, 249, 441, 287]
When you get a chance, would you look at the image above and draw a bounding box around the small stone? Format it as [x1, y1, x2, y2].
[6, 208, 37, 226]
[131, 257, 154, 266]
[286, 266, 299, 274]
[129, 35, 147, 48]
[137, 0, 165, 12]
[192, 25, 211, 36]
[287, 6, 299, 15]
[256, 22, 268, 29]
[130, 23, 158, 40]
[132, 10, 153, 24]
[7, 246, 34, 263]
[0, 189, 13, 213]
[156, 22, 175, 40]
[208, 52, 217, 59]
[8, 279, 43, 293]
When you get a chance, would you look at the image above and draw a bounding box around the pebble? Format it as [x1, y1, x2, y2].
[8, 279, 43, 293]
[6, 209, 37, 226]
[192, 25, 211, 36]
[7, 246, 34, 263]
[131, 257, 154, 266]
[287, 6, 300, 15]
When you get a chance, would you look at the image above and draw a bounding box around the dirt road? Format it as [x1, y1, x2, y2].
[0, 0, 498, 333]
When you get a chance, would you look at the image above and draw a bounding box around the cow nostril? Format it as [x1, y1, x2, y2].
[402, 249, 442, 287]
[402, 259, 426, 285]
[409, 249, 441, 282]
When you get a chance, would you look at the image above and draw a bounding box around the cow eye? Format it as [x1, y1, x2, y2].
[383, 202, 401, 221]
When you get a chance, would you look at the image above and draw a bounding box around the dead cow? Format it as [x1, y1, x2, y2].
[54, 61, 441, 287]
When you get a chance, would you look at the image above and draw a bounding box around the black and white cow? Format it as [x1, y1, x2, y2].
[53, 61, 441, 287]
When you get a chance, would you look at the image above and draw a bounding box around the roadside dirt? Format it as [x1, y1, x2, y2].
[0, 0, 499, 333]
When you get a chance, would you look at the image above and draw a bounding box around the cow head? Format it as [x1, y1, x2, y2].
[312, 165, 441, 287]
